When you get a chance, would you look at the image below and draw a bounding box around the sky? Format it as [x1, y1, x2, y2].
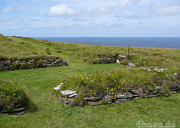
[0, 0, 180, 37]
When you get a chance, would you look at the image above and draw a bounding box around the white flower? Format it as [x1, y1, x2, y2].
[148, 69, 151, 71]
[154, 69, 158, 71]
[174, 73, 177, 75]
[154, 73, 157, 75]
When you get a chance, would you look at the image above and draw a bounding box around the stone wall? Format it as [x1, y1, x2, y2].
[0, 56, 67, 71]
[91, 54, 127, 64]
[55, 83, 180, 106]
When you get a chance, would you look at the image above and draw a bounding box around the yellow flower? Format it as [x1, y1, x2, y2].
[124, 80, 125, 82]
[111, 88, 113, 91]
[112, 92, 114, 95]
[109, 92, 111, 94]
[122, 88, 123, 89]
[90, 90, 93, 92]
[114, 98, 116, 99]
[102, 78, 104, 81]
[114, 80, 117, 82]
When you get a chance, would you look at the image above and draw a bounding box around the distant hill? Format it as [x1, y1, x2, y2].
[0, 34, 11, 41]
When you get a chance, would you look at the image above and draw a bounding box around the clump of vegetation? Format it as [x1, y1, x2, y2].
[46, 48, 52, 55]
[0, 80, 28, 112]
[58, 68, 180, 98]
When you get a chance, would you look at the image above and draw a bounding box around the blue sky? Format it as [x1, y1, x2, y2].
[0, 0, 180, 37]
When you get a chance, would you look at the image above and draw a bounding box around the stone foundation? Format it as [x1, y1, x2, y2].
[56, 84, 180, 106]
[0, 56, 67, 71]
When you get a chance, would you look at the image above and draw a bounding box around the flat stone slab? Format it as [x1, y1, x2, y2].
[54, 83, 63, 91]
[84, 97, 102, 101]
[60, 90, 77, 96]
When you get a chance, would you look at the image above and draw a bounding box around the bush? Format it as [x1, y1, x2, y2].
[46, 48, 52, 55]
[0, 80, 28, 112]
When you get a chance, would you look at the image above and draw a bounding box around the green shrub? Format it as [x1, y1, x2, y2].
[46, 48, 52, 55]
[0, 80, 28, 112]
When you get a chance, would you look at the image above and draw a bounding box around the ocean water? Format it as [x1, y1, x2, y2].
[34, 37, 180, 49]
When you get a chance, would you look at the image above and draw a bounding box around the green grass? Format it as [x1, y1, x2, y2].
[0, 35, 180, 128]
[0, 64, 179, 128]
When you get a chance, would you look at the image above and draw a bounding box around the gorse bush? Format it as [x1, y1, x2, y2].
[0, 80, 27, 112]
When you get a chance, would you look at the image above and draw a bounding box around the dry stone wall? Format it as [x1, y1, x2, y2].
[55, 83, 180, 106]
[0, 56, 67, 71]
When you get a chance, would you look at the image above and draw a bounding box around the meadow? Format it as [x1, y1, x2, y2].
[0, 35, 180, 128]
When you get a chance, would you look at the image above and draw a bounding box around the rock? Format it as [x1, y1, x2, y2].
[53, 83, 63, 91]
[147, 95, 158, 98]
[68, 93, 77, 98]
[13, 107, 25, 112]
[116, 94, 127, 99]
[117, 55, 126, 59]
[128, 63, 135, 67]
[60, 90, 77, 96]
[125, 92, 133, 98]
[116, 59, 120, 64]
[14, 111, 25, 115]
[84, 97, 102, 101]
[88, 101, 102, 106]
[163, 94, 170, 97]
[130, 90, 139, 94]
[115, 99, 127, 103]
[155, 86, 162, 90]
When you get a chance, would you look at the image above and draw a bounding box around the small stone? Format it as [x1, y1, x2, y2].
[53, 83, 63, 91]
[126, 92, 133, 98]
[128, 63, 135, 67]
[68, 93, 77, 98]
[14, 111, 25, 115]
[116, 94, 126, 99]
[115, 99, 127, 103]
[84, 97, 102, 101]
[88, 101, 102, 106]
[116, 59, 120, 64]
[130, 90, 139, 94]
[13, 107, 25, 112]
[60, 90, 77, 96]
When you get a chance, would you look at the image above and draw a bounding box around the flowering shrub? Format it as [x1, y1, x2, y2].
[0, 80, 27, 112]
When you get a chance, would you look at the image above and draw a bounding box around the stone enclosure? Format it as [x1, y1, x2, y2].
[54, 83, 180, 106]
[0, 56, 67, 71]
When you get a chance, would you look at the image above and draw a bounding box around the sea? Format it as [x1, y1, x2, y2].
[34, 37, 180, 49]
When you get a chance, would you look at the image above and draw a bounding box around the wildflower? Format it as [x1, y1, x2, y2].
[111, 88, 114, 91]
[90, 90, 93, 92]
[114, 98, 116, 100]
[109, 92, 111, 94]
[121, 88, 123, 90]
[102, 78, 104, 81]
[112, 92, 114, 95]
[174, 73, 177, 75]
[124, 80, 125, 82]
[148, 69, 151, 71]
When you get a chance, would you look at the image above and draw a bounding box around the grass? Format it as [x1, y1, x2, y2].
[0, 34, 180, 127]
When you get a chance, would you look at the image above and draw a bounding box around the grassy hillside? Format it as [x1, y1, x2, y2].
[0, 35, 180, 128]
